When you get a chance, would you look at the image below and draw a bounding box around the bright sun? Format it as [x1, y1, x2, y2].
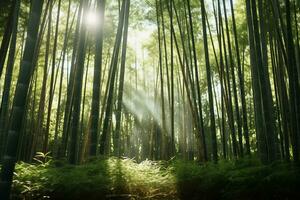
[86, 11, 99, 27]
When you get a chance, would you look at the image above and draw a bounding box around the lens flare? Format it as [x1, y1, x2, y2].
[86, 11, 99, 27]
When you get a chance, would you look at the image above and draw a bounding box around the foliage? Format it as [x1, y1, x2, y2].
[171, 158, 300, 199]
[10, 157, 300, 200]
[11, 157, 177, 199]
[33, 152, 53, 166]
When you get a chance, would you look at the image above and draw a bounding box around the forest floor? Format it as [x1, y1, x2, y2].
[9, 156, 300, 200]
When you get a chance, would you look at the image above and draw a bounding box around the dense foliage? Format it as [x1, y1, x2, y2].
[10, 157, 300, 199]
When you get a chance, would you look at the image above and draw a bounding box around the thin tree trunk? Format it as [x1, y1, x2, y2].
[114, 0, 130, 157]
[89, 0, 106, 156]
[0, 0, 16, 78]
[69, 0, 88, 164]
[100, 0, 127, 155]
[229, 0, 250, 155]
[200, 0, 218, 162]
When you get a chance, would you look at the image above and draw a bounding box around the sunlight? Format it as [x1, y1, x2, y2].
[86, 10, 99, 27]
[127, 27, 155, 67]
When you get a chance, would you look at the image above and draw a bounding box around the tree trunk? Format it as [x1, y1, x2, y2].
[0, 0, 44, 198]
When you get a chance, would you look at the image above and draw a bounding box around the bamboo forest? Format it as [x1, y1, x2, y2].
[0, 0, 300, 199]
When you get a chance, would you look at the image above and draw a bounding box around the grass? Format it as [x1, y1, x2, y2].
[9, 157, 300, 199]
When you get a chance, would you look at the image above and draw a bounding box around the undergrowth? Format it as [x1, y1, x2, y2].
[11, 157, 177, 200]
[8, 157, 300, 200]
